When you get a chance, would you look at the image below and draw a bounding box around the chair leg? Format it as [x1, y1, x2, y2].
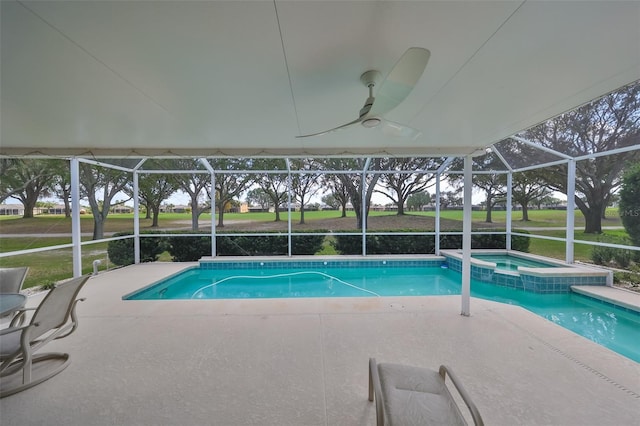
[368, 359, 374, 401]
[1, 353, 70, 398]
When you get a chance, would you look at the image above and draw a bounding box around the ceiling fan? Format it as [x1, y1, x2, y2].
[297, 47, 430, 139]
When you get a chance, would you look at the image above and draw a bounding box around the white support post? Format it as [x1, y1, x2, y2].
[461, 155, 473, 316]
[70, 158, 82, 277]
[361, 159, 371, 256]
[133, 171, 140, 264]
[566, 159, 576, 263]
[435, 173, 441, 255]
[506, 172, 512, 251]
[211, 172, 216, 257]
[361, 169, 367, 256]
[287, 168, 292, 257]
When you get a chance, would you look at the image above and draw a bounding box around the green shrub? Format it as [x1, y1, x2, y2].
[166, 231, 327, 260]
[591, 234, 636, 268]
[166, 235, 212, 261]
[439, 231, 530, 252]
[591, 245, 614, 265]
[331, 230, 529, 255]
[107, 232, 167, 266]
[291, 233, 327, 255]
[619, 162, 640, 246]
[613, 249, 632, 268]
[40, 281, 57, 291]
[330, 235, 362, 255]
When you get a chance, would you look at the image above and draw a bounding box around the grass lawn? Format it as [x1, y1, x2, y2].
[421, 207, 622, 228]
[524, 228, 633, 262]
[0, 241, 110, 289]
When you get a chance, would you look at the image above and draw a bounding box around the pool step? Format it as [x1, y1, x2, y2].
[572, 285, 640, 314]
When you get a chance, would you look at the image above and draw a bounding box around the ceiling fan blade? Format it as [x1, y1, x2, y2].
[296, 116, 363, 138]
[379, 119, 422, 140]
[369, 47, 430, 117]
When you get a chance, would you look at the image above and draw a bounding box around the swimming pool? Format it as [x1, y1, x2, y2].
[126, 266, 461, 299]
[124, 260, 640, 363]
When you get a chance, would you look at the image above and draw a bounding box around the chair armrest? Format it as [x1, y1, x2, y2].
[53, 297, 86, 340]
[439, 365, 484, 426]
[0, 323, 30, 336]
[9, 308, 35, 327]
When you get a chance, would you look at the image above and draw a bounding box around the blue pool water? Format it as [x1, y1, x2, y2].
[125, 266, 640, 363]
[471, 254, 557, 270]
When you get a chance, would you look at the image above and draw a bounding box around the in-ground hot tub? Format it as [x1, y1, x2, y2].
[441, 249, 611, 293]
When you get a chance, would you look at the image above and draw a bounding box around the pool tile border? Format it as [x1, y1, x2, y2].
[198, 257, 446, 270]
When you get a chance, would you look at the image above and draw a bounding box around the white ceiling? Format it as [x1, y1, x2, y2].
[1, 0, 639, 158]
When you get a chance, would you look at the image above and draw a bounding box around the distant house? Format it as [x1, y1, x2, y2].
[111, 205, 133, 214]
[0, 204, 24, 216]
[47, 204, 67, 215]
[161, 204, 190, 213]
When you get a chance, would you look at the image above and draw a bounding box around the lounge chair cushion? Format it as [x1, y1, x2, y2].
[377, 362, 467, 426]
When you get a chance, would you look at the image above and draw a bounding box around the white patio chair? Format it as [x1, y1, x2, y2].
[0, 275, 90, 398]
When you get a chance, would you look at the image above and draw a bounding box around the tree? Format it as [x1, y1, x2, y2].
[321, 194, 340, 210]
[319, 158, 381, 229]
[512, 172, 550, 221]
[80, 163, 131, 239]
[407, 191, 430, 211]
[5, 159, 55, 218]
[321, 175, 350, 217]
[476, 174, 506, 223]
[439, 190, 463, 209]
[210, 158, 252, 227]
[251, 159, 288, 222]
[50, 160, 72, 217]
[619, 163, 640, 246]
[246, 188, 271, 211]
[521, 81, 640, 233]
[289, 159, 321, 224]
[449, 153, 506, 222]
[125, 160, 179, 228]
[0, 159, 31, 204]
[376, 158, 438, 215]
[172, 159, 211, 231]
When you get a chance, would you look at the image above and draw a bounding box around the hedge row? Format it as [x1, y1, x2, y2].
[331, 231, 530, 255]
[107, 231, 327, 265]
[107, 230, 529, 265]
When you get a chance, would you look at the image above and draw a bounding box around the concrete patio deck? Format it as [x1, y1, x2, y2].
[1, 262, 639, 426]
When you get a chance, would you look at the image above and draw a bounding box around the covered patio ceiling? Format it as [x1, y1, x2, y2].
[1, 0, 639, 158]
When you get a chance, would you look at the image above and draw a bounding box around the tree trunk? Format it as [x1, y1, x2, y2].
[340, 202, 347, 218]
[63, 194, 71, 218]
[299, 206, 305, 224]
[485, 195, 493, 223]
[22, 197, 36, 218]
[521, 203, 530, 221]
[575, 197, 603, 234]
[583, 208, 603, 233]
[93, 217, 104, 240]
[190, 199, 199, 231]
[274, 205, 281, 222]
[151, 205, 160, 227]
[397, 199, 405, 215]
[217, 202, 225, 227]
